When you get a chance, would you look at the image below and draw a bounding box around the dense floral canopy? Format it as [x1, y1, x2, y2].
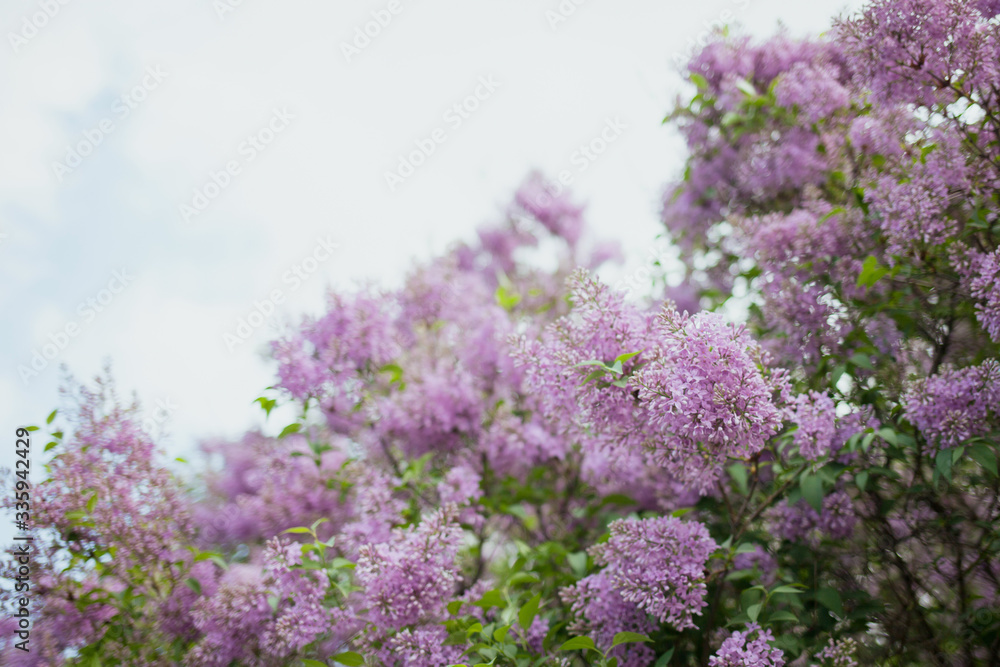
[4, 0, 1000, 665]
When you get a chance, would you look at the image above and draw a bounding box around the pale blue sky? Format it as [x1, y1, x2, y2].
[1, 0, 864, 470]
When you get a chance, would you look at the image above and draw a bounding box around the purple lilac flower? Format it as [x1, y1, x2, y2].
[709, 623, 785, 666]
[589, 516, 717, 631]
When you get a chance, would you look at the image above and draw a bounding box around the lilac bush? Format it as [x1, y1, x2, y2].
[4, 0, 1000, 665]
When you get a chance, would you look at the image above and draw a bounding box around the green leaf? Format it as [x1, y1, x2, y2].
[849, 352, 874, 370]
[184, 578, 202, 595]
[558, 636, 596, 652]
[448, 600, 463, 615]
[877, 427, 898, 446]
[599, 494, 636, 507]
[735, 78, 757, 96]
[495, 284, 521, 311]
[689, 73, 709, 90]
[815, 587, 844, 617]
[767, 610, 798, 623]
[302, 660, 327, 667]
[728, 463, 748, 494]
[282, 526, 313, 534]
[614, 351, 641, 365]
[493, 625, 510, 642]
[654, 647, 675, 666]
[507, 572, 540, 586]
[721, 111, 742, 127]
[518, 593, 541, 631]
[380, 363, 404, 385]
[580, 369, 607, 385]
[861, 432, 875, 451]
[267, 595, 280, 613]
[330, 651, 364, 666]
[969, 444, 998, 476]
[279, 423, 301, 438]
[855, 471, 869, 492]
[567, 551, 588, 576]
[46, 409, 57, 425]
[44, 441, 58, 452]
[254, 396, 277, 418]
[726, 611, 751, 626]
[474, 590, 504, 610]
[747, 603, 762, 622]
[611, 632, 652, 649]
[800, 473, 824, 512]
[857, 255, 889, 288]
[769, 585, 804, 595]
[935, 448, 953, 482]
[831, 364, 847, 389]
[818, 207, 845, 224]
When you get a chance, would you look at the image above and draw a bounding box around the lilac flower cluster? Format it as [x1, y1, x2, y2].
[33, 377, 194, 574]
[816, 637, 860, 667]
[560, 571, 657, 667]
[195, 431, 351, 545]
[902, 361, 1000, 449]
[384, 626, 466, 667]
[520, 272, 789, 493]
[559, 514, 717, 661]
[634, 308, 790, 489]
[965, 248, 1000, 343]
[839, 0, 1000, 109]
[709, 623, 785, 667]
[733, 545, 778, 586]
[186, 540, 334, 666]
[768, 489, 858, 543]
[787, 391, 837, 461]
[589, 516, 717, 629]
[355, 505, 464, 629]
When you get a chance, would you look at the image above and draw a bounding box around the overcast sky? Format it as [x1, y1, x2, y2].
[0, 0, 864, 468]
